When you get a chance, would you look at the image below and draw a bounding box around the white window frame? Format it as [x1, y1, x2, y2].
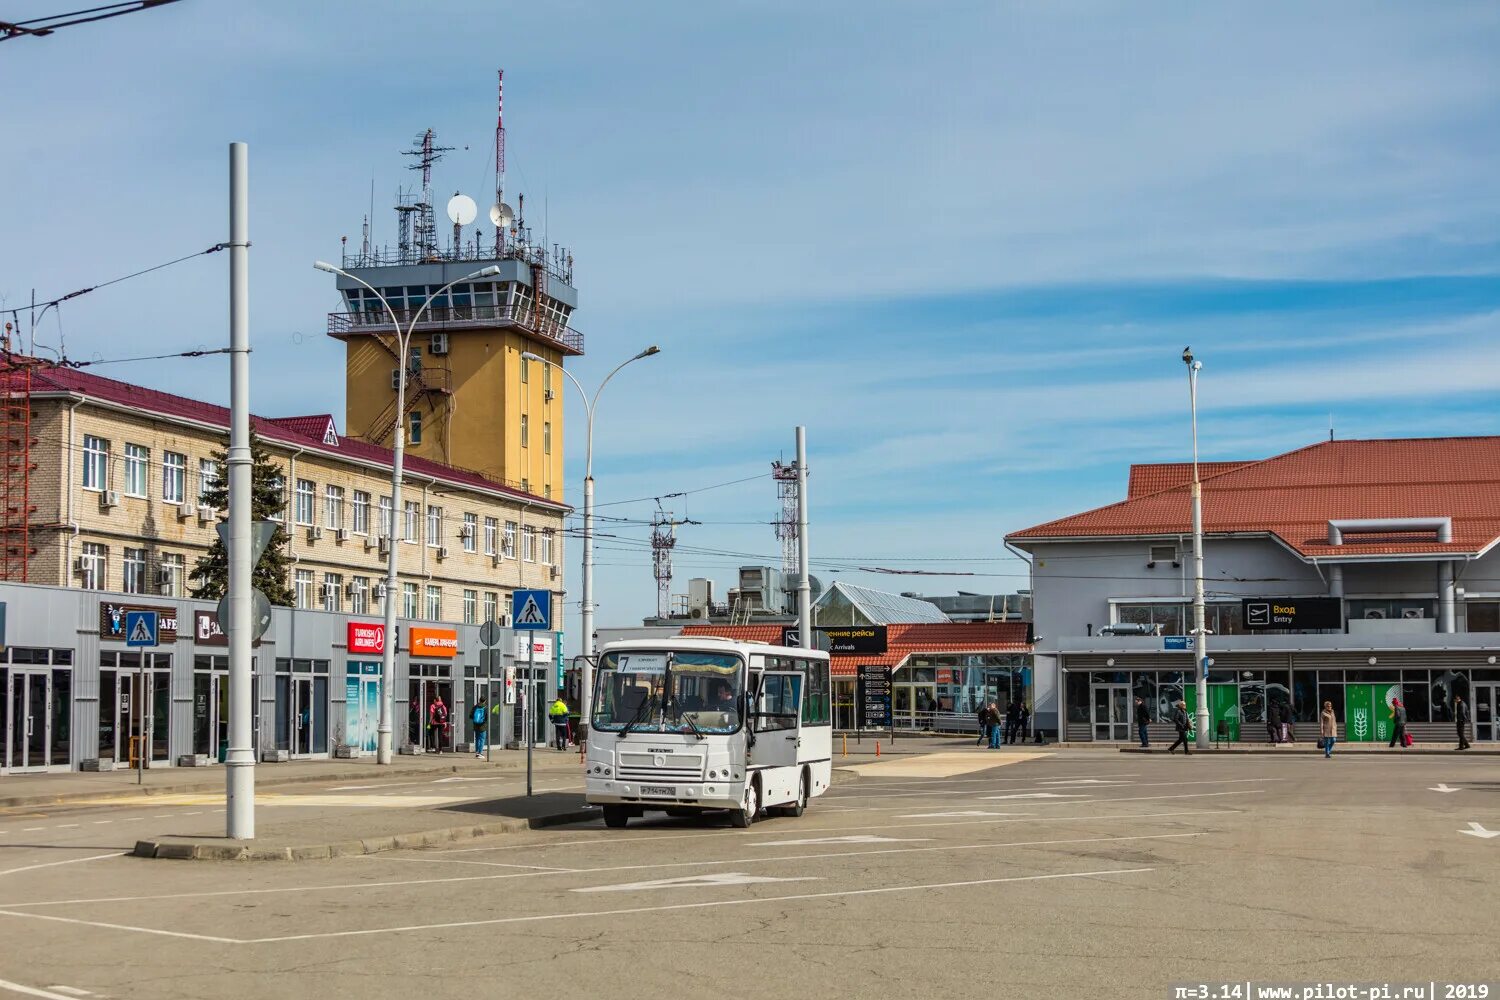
[426, 505, 442, 549]
[543, 421, 551, 455]
[123, 547, 147, 594]
[520, 413, 528, 448]
[352, 491, 370, 535]
[463, 589, 477, 625]
[162, 451, 187, 505]
[483, 517, 498, 556]
[378, 496, 393, 538]
[199, 457, 220, 501]
[294, 569, 315, 609]
[80, 542, 106, 590]
[425, 584, 442, 621]
[324, 485, 345, 531]
[82, 435, 109, 492]
[483, 591, 498, 623]
[160, 553, 184, 598]
[294, 479, 316, 526]
[403, 501, 419, 544]
[402, 582, 419, 619]
[351, 576, 370, 615]
[123, 444, 149, 498]
[503, 521, 517, 559]
[462, 512, 477, 553]
[522, 525, 536, 563]
[323, 572, 342, 613]
[539, 530, 553, 566]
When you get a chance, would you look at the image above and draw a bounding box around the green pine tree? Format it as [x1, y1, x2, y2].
[188, 432, 295, 605]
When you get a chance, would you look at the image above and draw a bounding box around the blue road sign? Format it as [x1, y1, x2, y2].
[125, 610, 159, 647]
[512, 589, 551, 631]
[1163, 635, 1191, 651]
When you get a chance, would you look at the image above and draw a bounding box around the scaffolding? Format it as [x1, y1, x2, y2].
[0, 334, 38, 582]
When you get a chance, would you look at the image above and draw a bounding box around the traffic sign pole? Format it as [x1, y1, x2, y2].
[526, 639, 535, 796]
[511, 590, 550, 799]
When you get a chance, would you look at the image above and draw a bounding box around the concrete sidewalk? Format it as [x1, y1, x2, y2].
[1120, 743, 1499, 754]
[0, 746, 585, 809]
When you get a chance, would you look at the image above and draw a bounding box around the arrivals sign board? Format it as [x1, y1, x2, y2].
[817, 626, 888, 655]
[856, 664, 892, 730]
[1241, 597, 1343, 631]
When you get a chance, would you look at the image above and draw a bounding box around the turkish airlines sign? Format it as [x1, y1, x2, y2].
[347, 621, 386, 655]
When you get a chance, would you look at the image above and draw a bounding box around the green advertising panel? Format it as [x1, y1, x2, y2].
[1184, 684, 1240, 741]
[1343, 684, 1398, 743]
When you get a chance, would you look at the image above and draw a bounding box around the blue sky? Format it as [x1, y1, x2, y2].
[4, 1, 1500, 642]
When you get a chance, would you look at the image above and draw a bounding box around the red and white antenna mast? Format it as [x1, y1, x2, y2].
[493, 68, 507, 256]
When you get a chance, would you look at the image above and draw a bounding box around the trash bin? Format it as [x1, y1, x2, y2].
[218, 740, 228, 764]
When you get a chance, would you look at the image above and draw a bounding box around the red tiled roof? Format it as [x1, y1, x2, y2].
[1009, 437, 1500, 558]
[682, 622, 1030, 676]
[1127, 461, 1249, 497]
[24, 360, 567, 511]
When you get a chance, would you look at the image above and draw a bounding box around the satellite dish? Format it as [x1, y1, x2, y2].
[446, 193, 478, 226]
[489, 202, 515, 228]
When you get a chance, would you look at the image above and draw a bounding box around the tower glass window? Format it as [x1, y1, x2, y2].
[408, 410, 422, 445]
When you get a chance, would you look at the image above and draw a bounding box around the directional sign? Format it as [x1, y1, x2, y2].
[780, 626, 801, 648]
[216, 519, 280, 569]
[479, 619, 505, 647]
[1430, 784, 1463, 794]
[125, 610, 158, 648]
[216, 589, 273, 642]
[572, 873, 818, 893]
[1459, 822, 1499, 840]
[512, 589, 551, 631]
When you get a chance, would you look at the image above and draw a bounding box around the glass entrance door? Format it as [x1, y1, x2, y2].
[291, 677, 314, 756]
[193, 671, 229, 761]
[409, 678, 455, 752]
[1474, 684, 1497, 742]
[6, 671, 50, 771]
[1091, 684, 1131, 741]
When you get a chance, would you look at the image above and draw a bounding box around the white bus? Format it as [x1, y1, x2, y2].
[585, 637, 833, 828]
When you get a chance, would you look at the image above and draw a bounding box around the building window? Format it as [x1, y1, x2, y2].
[323, 572, 342, 613]
[324, 486, 345, 530]
[521, 356, 529, 383]
[160, 553, 184, 597]
[520, 414, 528, 448]
[123, 547, 147, 594]
[378, 495, 392, 537]
[82, 435, 109, 491]
[402, 501, 419, 544]
[1467, 601, 1500, 632]
[425, 584, 442, 621]
[540, 530, 553, 566]
[352, 491, 370, 535]
[521, 478, 529, 495]
[483, 591, 498, 623]
[426, 505, 442, 548]
[503, 521, 517, 559]
[409, 410, 422, 445]
[162, 451, 187, 505]
[463, 589, 477, 624]
[199, 457, 219, 502]
[483, 516, 498, 556]
[268, 475, 285, 521]
[351, 576, 370, 615]
[123, 444, 148, 498]
[545, 483, 551, 499]
[294, 569, 315, 609]
[543, 361, 552, 396]
[293, 479, 315, 525]
[79, 542, 106, 590]
[462, 512, 477, 553]
[543, 421, 551, 455]
[522, 525, 536, 563]
[402, 582, 418, 619]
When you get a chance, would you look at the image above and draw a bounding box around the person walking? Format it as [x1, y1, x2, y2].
[1388, 697, 1408, 749]
[1454, 694, 1471, 750]
[987, 701, 1004, 750]
[1319, 700, 1337, 759]
[471, 696, 489, 758]
[976, 702, 989, 747]
[1019, 701, 1032, 743]
[548, 695, 571, 751]
[1004, 699, 1022, 745]
[1284, 701, 1297, 744]
[1134, 696, 1151, 748]
[1167, 699, 1191, 755]
[1265, 700, 1280, 744]
[427, 693, 449, 753]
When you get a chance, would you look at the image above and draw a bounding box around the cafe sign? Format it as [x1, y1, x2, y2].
[409, 626, 458, 658]
[100, 602, 178, 642]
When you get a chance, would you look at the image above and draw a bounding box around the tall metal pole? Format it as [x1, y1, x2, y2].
[525, 638, 535, 795]
[226, 142, 255, 838]
[1186, 351, 1209, 749]
[795, 427, 811, 650]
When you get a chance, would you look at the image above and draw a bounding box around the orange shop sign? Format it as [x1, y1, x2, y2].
[409, 627, 459, 658]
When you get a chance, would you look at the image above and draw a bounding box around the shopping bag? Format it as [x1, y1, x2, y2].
[1404, 732, 1414, 747]
[1316, 736, 1327, 750]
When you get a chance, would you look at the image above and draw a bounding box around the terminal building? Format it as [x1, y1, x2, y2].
[1007, 437, 1500, 745]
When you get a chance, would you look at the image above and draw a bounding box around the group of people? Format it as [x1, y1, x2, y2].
[418, 693, 576, 757]
[1264, 700, 1297, 744]
[974, 698, 1030, 749]
[1133, 696, 1196, 754]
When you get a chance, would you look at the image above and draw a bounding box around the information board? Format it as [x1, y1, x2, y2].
[856, 664, 892, 730]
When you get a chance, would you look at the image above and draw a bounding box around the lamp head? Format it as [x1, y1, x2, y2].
[520, 351, 543, 362]
[313, 261, 338, 274]
[634, 345, 662, 360]
[1182, 346, 1194, 366]
[474, 265, 502, 278]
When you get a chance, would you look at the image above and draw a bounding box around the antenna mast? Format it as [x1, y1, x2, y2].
[651, 507, 700, 619]
[403, 128, 453, 260]
[494, 68, 506, 256]
[772, 460, 800, 581]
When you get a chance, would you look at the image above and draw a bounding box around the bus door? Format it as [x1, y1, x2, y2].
[752, 672, 803, 769]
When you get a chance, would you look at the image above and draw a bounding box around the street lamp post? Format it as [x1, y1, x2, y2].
[313, 261, 500, 764]
[1183, 346, 1210, 749]
[523, 346, 660, 733]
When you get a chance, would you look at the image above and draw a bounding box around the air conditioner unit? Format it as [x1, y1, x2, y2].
[307, 525, 324, 542]
[322, 582, 338, 599]
[176, 501, 194, 520]
[335, 527, 350, 543]
[429, 333, 449, 355]
[499, 610, 513, 628]
[437, 545, 450, 561]
[490, 552, 501, 568]
[549, 565, 559, 580]
[459, 522, 475, 540]
[378, 536, 391, 557]
[100, 490, 119, 509]
[363, 535, 376, 552]
[344, 582, 356, 599]
[196, 504, 214, 525]
[544, 388, 555, 402]
[154, 568, 173, 585]
[1401, 608, 1425, 620]
[73, 556, 86, 575]
[1364, 608, 1387, 620]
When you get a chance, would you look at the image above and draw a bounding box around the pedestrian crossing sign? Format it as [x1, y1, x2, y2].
[512, 589, 551, 631]
[125, 610, 159, 647]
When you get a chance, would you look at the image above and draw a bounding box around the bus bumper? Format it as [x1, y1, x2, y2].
[585, 776, 741, 811]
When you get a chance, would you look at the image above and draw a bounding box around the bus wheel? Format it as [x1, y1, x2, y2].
[602, 805, 629, 829]
[729, 781, 759, 828]
[785, 772, 809, 817]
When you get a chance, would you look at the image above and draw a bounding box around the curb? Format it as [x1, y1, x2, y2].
[1118, 746, 1500, 755]
[0, 758, 567, 810]
[130, 807, 601, 862]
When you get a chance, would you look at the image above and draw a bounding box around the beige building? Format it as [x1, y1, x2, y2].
[1, 359, 568, 622]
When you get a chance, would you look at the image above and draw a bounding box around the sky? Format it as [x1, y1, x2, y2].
[4, 1, 1500, 647]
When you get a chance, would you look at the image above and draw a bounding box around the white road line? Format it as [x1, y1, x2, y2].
[46, 987, 95, 998]
[0, 908, 239, 945]
[0, 854, 120, 879]
[0, 978, 103, 999]
[55, 825, 79, 829]
[150, 815, 173, 819]
[91, 822, 113, 826]
[832, 772, 1141, 790]
[243, 867, 1156, 943]
[375, 858, 581, 872]
[20, 829, 45, 833]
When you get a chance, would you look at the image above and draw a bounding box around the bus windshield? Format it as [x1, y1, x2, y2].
[593, 651, 743, 734]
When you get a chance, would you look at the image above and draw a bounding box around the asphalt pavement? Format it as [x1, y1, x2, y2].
[0, 746, 1496, 1000]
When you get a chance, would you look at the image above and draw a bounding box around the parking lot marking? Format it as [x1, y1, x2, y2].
[245, 867, 1154, 944]
[0, 854, 120, 879]
[574, 872, 819, 893]
[375, 858, 580, 872]
[748, 835, 931, 846]
[0, 908, 239, 944]
[0, 978, 104, 1000]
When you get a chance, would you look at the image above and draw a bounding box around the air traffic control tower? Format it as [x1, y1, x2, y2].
[324, 128, 580, 502]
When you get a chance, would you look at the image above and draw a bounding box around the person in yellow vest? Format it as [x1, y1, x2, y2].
[548, 696, 571, 751]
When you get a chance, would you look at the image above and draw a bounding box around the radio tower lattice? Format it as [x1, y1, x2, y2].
[651, 507, 699, 619]
[771, 460, 800, 579]
[402, 128, 453, 259]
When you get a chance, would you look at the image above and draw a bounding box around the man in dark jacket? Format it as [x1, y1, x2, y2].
[1266, 700, 1281, 744]
[976, 703, 989, 746]
[1282, 700, 1297, 744]
[1167, 700, 1191, 755]
[1388, 698, 1409, 749]
[1454, 694, 1471, 750]
[1004, 699, 1022, 745]
[1134, 696, 1151, 748]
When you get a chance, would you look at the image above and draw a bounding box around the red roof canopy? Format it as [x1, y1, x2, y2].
[680, 622, 1031, 677]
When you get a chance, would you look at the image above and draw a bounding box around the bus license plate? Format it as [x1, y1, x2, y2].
[640, 785, 674, 797]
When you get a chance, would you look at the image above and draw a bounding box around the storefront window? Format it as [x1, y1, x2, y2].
[1402, 670, 1431, 723]
[1131, 674, 1157, 721]
[1065, 671, 1089, 724]
[1432, 670, 1461, 721]
[1292, 672, 1318, 722]
[1156, 673, 1184, 721]
[1239, 676, 1266, 727]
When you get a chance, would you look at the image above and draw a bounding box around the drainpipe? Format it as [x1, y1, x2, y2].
[63, 396, 84, 579]
[285, 447, 305, 571]
[1327, 564, 1343, 599]
[1438, 561, 1456, 634]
